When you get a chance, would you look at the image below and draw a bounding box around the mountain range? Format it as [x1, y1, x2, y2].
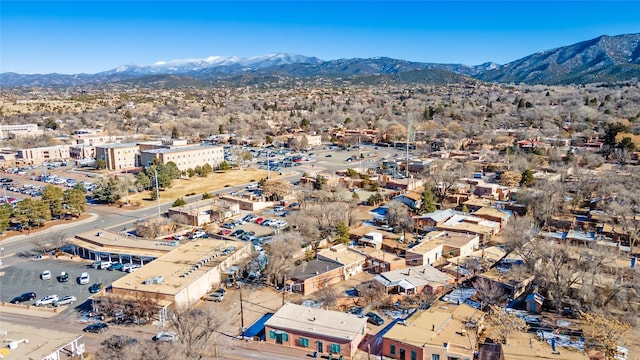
[1, 33, 639, 87]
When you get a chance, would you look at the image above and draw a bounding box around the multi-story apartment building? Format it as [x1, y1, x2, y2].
[139, 145, 224, 171]
[0, 123, 42, 138]
[18, 145, 70, 165]
[95, 143, 140, 170]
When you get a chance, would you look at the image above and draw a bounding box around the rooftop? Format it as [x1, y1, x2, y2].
[385, 303, 481, 354]
[265, 303, 367, 342]
[408, 231, 479, 255]
[317, 244, 367, 266]
[72, 230, 173, 258]
[377, 264, 453, 289]
[474, 207, 511, 220]
[141, 144, 221, 154]
[289, 258, 343, 280]
[96, 142, 138, 149]
[110, 238, 248, 296]
[0, 322, 82, 360]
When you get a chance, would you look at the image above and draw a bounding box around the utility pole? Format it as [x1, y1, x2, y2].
[267, 151, 270, 180]
[282, 275, 286, 306]
[239, 284, 244, 337]
[406, 114, 413, 179]
[154, 167, 160, 218]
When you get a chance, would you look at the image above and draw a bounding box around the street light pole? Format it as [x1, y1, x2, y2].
[154, 168, 160, 218]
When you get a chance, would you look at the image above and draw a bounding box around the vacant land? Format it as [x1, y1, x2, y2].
[126, 168, 272, 207]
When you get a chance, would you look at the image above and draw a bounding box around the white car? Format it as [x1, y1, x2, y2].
[125, 264, 141, 273]
[40, 270, 52, 280]
[78, 272, 90, 285]
[53, 295, 77, 307]
[35, 294, 59, 307]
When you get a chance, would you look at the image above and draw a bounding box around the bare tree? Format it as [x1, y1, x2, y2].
[581, 311, 631, 359]
[264, 232, 303, 287]
[484, 305, 528, 345]
[167, 307, 224, 360]
[473, 278, 506, 308]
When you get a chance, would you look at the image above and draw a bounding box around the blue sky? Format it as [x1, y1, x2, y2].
[2, 1, 639, 74]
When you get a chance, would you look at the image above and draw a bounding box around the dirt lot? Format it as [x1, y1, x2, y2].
[126, 168, 271, 207]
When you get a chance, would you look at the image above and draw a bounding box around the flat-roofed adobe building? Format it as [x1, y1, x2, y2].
[375, 264, 454, 296]
[382, 303, 483, 360]
[317, 244, 367, 280]
[405, 231, 480, 267]
[265, 303, 367, 359]
[139, 144, 224, 171]
[0, 322, 85, 360]
[109, 238, 251, 309]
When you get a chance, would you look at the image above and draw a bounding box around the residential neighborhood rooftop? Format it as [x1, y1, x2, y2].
[265, 303, 367, 342]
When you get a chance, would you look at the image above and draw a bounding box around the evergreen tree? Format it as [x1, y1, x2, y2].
[64, 188, 87, 215]
[520, 169, 535, 187]
[335, 221, 350, 244]
[173, 198, 187, 207]
[0, 203, 13, 231]
[420, 185, 437, 214]
[171, 126, 180, 139]
[41, 184, 65, 218]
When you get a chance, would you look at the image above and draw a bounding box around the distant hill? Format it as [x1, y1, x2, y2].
[477, 33, 640, 85]
[2, 33, 640, 87]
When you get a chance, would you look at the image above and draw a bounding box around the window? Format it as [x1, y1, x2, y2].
[411, 350, 417, 360]
[281, 332, 289, 341]
[268, 330, 276, 339]
[432, 355, 440, 360]
[390, 344, 396, 355]
[331, 344, 341, 353]
[299, 338, 309, 347]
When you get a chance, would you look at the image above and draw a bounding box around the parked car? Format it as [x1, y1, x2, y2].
[152, 331, 177, 342]
[125, 264, 141, 273]
[365, 312, 384, 326]
[78, 272, 90, 285]
[56, 271, 69, 282]
[108, 262, 124, 271]
[230, 229, 245, 237]
[346, 306, 364, 317]
[218, 229, 232, 236]
[40, 270, 51, 280]
[89, 283, 104, 293]
[83, 322, 109, 334]
[190, 231, 207, 239]
[53, 295, 77, 306]
[10, 292, 36, 304]
[35, 294, 59, 307]
[204, 291, 225, 302]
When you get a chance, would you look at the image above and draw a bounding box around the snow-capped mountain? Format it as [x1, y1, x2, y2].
[98, 53, 323, 76]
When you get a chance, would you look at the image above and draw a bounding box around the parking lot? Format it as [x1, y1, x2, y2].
[0, 258, 127, 312]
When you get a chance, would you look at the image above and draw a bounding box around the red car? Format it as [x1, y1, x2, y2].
[255, 217, 265, 224]
[218, 229, 232, 236]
